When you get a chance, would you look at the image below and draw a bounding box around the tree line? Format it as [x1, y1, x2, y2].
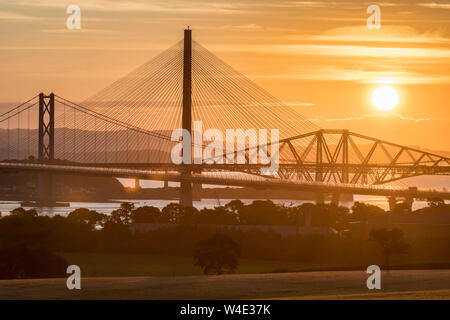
[7, 198, 441, 231]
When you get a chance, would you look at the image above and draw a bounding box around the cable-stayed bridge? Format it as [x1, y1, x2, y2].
[1, 29, 449, 207]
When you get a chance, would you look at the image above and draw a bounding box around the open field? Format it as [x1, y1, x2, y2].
[0, 270, 449, 300]
[60, 252, 336, 277]
[272, 289, 450, 300]
[60, 252, 450, 277]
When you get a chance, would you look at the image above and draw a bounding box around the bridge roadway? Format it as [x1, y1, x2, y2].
[57, 162, 450, 174]
[1, 162, 450, 200]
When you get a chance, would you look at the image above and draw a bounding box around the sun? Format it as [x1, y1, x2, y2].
[371, 86, 399, 111]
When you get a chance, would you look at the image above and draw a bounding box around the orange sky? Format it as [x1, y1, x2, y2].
[0, 0, 449, 150]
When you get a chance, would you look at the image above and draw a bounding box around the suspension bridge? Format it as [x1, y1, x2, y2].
[1, 29, 449, 207]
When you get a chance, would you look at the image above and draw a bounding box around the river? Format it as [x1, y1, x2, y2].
[0, 196, 438, 216]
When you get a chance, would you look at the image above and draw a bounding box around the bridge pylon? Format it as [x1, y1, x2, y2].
[180, 28, 194, 207]
[37, 93, 55, 205]
[38, 93, 55, 161]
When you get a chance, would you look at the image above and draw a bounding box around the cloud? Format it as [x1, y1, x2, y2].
[40, 29, 118, 34]
[13, 0, 247, 14]
[254, 1, 348, 8]
[211, 43, 450, 62]
[417, 2, 450, 9]
[0, 11, 42, 21]
[294, 25, 450, 44]
[210, 24, 450, 61]
[239, 25, 450, 85]
[266, 44, 450, 58]
[8, 0, 390, 16]
[252, 69, 450, 84]
[319, 113, 448, 123]
[203, 24, 264, 31]
[0, 45, 168, 51]
[202, 24, 296, 32]
[281, 101, 315, 107]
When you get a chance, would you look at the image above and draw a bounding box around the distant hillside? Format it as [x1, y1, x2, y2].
[1, 128, 448, 164]
[0, 171, 124, 201]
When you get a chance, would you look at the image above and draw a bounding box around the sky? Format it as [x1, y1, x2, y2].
[0, 0, 449, 151]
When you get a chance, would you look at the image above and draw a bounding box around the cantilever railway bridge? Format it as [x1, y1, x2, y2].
[1, 30, 449, 206]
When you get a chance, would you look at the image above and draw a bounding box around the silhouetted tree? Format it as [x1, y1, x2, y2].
[224, 200, 244, 217]
[180, 206, 199, 225]
[392, 202, 412, 215]
[352, 202, 386, 222]
[109, 202, 135, 225]
[161, 203, 184, 223]
[239, 200, 285, 225]
[67, 208, 106, 230]
[194, 234, 241, 275]
[131, 206, 162, 223]
[196, 207, 238, 225]
[369, 228, 409, 269]
[10, 207, 38, 218]
[427, 197, 445, 209]
[120, 202, 135, 213]
[296, 203, 349, 228]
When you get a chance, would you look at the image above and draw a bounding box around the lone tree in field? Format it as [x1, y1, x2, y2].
[194, 234, 241, 275]
[369, 228, 409, 269]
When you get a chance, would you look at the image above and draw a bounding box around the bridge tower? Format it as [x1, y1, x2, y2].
[342, 130, 349, 184]
[37, 93, 55, 205]
[38, 93, 55, 161]
[180, 28, 193, 207]
[315, 130, 324, 182]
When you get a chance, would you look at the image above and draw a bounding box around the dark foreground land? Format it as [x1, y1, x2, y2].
[0, 270, 449, 300]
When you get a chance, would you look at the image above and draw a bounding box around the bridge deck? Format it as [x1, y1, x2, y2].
[2, 162, 449, 200]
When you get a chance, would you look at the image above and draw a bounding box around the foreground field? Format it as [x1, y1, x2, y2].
[0, 270, 449, 299]
[60, 252, 335, 277]
[275, 289, 450, 300]
[60, 252, 449, 277]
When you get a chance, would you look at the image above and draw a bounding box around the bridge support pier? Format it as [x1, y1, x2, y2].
[404, 196, 414, 212]
[304, 211, 311, 228]
[388, 196, 397, 211]
[180, 181, 193, 207]
[388, 196, 414, 213]
[315, 193, 325, 204]
[134, 178, 141, 190]
[331, 193, 340, 206]
[193, 182, 202, 201]
[37, 172, 55, 206]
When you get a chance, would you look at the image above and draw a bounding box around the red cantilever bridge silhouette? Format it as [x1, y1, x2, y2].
[1, 30, 449, 206]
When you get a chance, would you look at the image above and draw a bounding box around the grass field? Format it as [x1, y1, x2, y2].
[60, 252, 333, 277]
[272, 289, 450, 300]
[1, 253, 448, 299]
[0, 270, 449, 299]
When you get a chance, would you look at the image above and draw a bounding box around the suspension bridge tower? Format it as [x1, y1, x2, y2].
[38, 93, 55, 161]
[37, 93, 56, 205]
[180, 28, 194, 207]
